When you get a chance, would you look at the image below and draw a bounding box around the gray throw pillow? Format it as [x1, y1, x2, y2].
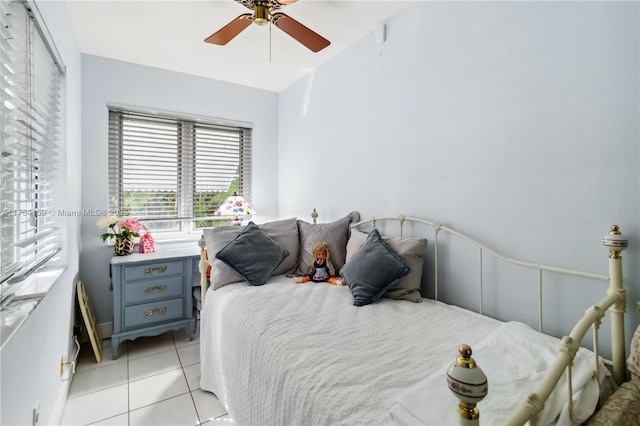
[215, 222, 289, 287]
[346, 229, 427, 302]
[340, 228, 410, 306]
[203, 217, 299, 289]
[295, 211, 360, 276]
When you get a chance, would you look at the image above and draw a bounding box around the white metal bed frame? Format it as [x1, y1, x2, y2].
[197, 214, 629, 426]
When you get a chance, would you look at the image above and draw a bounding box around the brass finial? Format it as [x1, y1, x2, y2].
[603, 224, 627, 259]
[459, 344, 472, 357]
[456, 344, 477, 368]
[448, 343, 487, 422]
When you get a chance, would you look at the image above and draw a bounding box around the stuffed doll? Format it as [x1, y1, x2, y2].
[293, 241, 345, 285]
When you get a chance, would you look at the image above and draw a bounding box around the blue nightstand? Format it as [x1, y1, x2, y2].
[110, 249, 199, 359]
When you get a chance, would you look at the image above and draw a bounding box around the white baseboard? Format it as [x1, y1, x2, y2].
[48, 370, 73, 425]
[77, 321, 113, 344]
[98, 322, 113, 340]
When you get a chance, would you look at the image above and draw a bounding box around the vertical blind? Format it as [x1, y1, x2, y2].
[108, 109, 252, 232]
[1, 0, 65, 284]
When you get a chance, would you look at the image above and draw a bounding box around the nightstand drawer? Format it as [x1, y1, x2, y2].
[123, 276, 184, 305]
[124, 298, 185, 329]
[124, 260, 184, 281]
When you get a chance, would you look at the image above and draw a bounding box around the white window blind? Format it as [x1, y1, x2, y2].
[108, 109, 252, 233]
[1, 0, 65, 284]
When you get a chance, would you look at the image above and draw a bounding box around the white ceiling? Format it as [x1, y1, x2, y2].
[65, 0, 413, 92]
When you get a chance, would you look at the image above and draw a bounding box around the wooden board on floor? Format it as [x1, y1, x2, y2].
[77, 281, 102, 363]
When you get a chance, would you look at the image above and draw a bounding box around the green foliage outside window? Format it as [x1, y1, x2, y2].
[121, 176, 241, 230]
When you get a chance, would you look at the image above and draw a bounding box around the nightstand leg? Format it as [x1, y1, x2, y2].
[189, 321, 196, 340]
[112, 337, 120, 360]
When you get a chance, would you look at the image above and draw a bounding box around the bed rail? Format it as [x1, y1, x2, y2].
[350, 216, 628, 425]
[498, 225, 628, 426]
[198, 234, 208, 307]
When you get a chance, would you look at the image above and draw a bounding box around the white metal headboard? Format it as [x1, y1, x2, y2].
[351, 215, 608, 332]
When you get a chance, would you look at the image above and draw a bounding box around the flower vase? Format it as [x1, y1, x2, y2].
[114, 236, 135, 256]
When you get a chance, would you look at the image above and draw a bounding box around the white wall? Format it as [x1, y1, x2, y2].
[80, 56, 279, 326]
[0, 1, 82, 425]
[278, 2, 639, 346]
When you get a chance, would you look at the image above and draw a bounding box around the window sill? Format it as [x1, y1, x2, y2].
[153, 232, 203, 245]
[0, 265, 66, 350]
[102, 231, 203, 246]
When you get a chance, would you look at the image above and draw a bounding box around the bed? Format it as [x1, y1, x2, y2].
[197, 211, 630, 425]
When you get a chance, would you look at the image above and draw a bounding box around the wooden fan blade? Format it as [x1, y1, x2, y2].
[204, 14, 253, 45]
[272, 13, 330, 53]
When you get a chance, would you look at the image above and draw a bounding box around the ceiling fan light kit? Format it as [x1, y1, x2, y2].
[205, 0, 330, 52]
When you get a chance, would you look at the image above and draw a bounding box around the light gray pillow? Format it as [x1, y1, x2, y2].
[204, 226, 243, 288]
[262, 218, 300, 276]
[214, 222, 289, 287]
[295, 211, 360, 276]
[347, 229, 427, 302]
[340, 228, 410, 306]
[203, 217, 299, 290]
[345, 228, 368, 262]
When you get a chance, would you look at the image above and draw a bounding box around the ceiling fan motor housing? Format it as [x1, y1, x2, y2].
[253, 4, 269, 26]
[236, 0, 288, 14]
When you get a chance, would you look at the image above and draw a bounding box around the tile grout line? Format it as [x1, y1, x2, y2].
[127, 391, 193, 414]
[127, 338, 186, 420]
[65, 333, 219, 426]
[126, 340, 131, 426]
[66, 343, 128, 403]
[65, 341, 130, 425]
[174, 331, 204, 425]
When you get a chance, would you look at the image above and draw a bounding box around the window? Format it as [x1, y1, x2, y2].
[1, 0, 65, 285]
[108, 108, 252, 234]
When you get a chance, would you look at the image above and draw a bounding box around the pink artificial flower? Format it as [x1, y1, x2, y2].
[123, 218, 142, 232]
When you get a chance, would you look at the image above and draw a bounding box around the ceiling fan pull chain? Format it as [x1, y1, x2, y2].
[269, 20, 272, 63]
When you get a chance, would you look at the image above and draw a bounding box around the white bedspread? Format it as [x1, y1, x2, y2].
[390, 321, 605, 426]
[200, 274, 502, 426]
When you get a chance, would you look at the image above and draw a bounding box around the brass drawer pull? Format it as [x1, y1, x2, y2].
[143, 307, 168, 317]
[144, 285, 168, 294]
[144, 266, 167, 275]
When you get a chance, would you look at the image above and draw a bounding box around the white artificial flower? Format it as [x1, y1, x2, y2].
[96, 215, 120, 229]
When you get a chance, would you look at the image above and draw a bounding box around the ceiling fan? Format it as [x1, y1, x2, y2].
[204, 0, 330, 53]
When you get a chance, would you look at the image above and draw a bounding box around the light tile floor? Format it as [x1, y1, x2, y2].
[60, 328, 234, 426]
